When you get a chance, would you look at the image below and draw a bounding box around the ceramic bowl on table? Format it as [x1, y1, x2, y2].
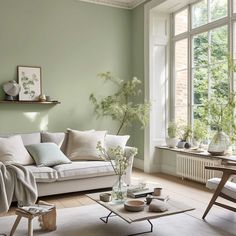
[124, 200, 145, 212]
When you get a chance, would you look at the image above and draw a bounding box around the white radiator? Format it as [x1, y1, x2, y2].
[176, 154, 221, 183]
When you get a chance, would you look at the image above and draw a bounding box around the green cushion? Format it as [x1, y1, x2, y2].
[26, 143, 71, 167]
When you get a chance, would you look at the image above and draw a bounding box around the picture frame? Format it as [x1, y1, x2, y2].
[17, 66, 42, 101]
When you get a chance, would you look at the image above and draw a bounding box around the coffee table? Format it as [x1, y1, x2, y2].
[87, 192, 194, 236]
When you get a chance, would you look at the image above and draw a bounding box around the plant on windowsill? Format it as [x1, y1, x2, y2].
[96, 141, 137, 203]
[177, 124, 193, 149]
[166, 122, 179, 148]
[201, 55, 236, 155]
[192, 120, 207, 148]
[202, 93, 235, 155]
[89, 72, 150, 135]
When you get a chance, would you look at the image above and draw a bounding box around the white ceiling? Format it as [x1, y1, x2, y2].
[78, 0, 147, 9]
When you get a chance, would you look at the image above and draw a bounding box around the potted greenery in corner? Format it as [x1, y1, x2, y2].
[166, 122, 179, 148]
[89, 72, 150, 135]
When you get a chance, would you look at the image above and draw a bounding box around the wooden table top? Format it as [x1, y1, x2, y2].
[86, 191, 195, 224]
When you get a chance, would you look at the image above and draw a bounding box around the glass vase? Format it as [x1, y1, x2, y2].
[208, 131, 230, 156]
[112, 175, 127, 203]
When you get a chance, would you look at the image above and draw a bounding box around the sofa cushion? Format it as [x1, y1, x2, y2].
[105, 134, 130, 150]
[66, 129, 106, 161]
[41, 131, 68, 154]
[53, 161, 115, 181]
[26, 143, 71, 167]
[0, 135, 34, 165]
[20, 132, 41, 146]
[41, 131, 65, 147]
[206, 178, 236, 199]
[24, 165, 58, 182]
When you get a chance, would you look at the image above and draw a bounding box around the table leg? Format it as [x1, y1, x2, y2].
[128, 220, 153, 236]
[10, 215, 22, 236]
[100, 211, 117, 224]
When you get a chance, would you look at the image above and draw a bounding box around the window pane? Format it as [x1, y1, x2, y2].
[193, 67, 208, 105]
[175, 70, 188, 124]
[210, 25, 228, 63]
[175, 39, 188, 71]
[193, 105, 205, 121]
[234, 0, 236, 13]
[210, 61, 229, 100]
[175, 9, 188, 35]
[210, 0, 227, 22]
[192, 0, 207, 29]
[233, 22, 236, 90]
[192, 32, 208, 68]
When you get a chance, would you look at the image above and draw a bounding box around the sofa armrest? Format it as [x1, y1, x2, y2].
[123, 146, 136, 186]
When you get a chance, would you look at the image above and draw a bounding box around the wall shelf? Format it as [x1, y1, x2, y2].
[0, 100, 60, 105]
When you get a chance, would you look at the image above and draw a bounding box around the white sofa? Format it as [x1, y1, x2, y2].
[0, 132, 134, 197]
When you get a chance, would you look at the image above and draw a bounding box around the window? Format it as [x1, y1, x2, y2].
[172, 0, 233, 131]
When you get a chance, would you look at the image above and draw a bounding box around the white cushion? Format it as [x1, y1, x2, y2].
[53, 161, 115, 181]
[105, 134, 130, 150]
[206, 178, 236, 199]
[20, 132, 41, 146]
[0, 135, 34, 165]
[66, 129, 107, 161]
[24, 165, 58, 183]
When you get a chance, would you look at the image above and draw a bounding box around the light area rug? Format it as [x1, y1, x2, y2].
[0, 204, 234, 236]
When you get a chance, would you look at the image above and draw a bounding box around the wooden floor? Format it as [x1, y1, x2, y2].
[2, 168, 236, 234]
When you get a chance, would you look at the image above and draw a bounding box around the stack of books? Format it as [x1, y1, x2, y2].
[18, 204, 54, 215]
[127, 185, 154, 198]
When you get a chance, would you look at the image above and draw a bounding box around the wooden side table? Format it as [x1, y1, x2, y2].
[10, 201, 56, 236]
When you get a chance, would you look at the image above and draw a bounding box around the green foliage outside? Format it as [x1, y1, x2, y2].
[190, 0, 236, 143]
[89, 72, 150, 135]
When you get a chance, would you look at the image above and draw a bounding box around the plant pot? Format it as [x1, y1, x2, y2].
[208, 131, 230, 156]
[165, 138, 179, 148]
[177, 141, 186, 148]
[192, 139, 200, 148]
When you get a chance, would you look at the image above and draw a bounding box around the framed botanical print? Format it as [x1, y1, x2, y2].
[17, 66, 42, 101]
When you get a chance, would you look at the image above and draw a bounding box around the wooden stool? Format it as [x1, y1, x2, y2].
[10, 201, 56, 236]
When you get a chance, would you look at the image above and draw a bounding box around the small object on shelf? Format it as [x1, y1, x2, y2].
[124, 200, 145, 212]
[39, 94, 46, 102]
[2, 80, 21, 101]
[46, 95, 51, 101]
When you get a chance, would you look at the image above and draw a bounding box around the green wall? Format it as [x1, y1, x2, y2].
[130, 4, 145, 159]
[0, 0, 132, 134]
[0, 0, 147, 159]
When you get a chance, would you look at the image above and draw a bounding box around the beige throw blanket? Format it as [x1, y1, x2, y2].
[0, 162, 37, 213]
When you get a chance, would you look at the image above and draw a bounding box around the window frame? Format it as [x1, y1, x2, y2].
[171, 0, 235, 127]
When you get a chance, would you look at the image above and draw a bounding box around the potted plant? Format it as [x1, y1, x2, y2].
[193, 120, 207, 148]
[89, 72, 150, 135]
[166, 122, 179, 148]
[177, 124, 192, 148]
[202, 95, 234, 155]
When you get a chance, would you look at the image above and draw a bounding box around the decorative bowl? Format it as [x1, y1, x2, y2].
[99, 193, 112, 202]
[124, 200, 145, 212]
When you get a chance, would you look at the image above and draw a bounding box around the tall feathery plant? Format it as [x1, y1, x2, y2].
[89, 72, 150, 135]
